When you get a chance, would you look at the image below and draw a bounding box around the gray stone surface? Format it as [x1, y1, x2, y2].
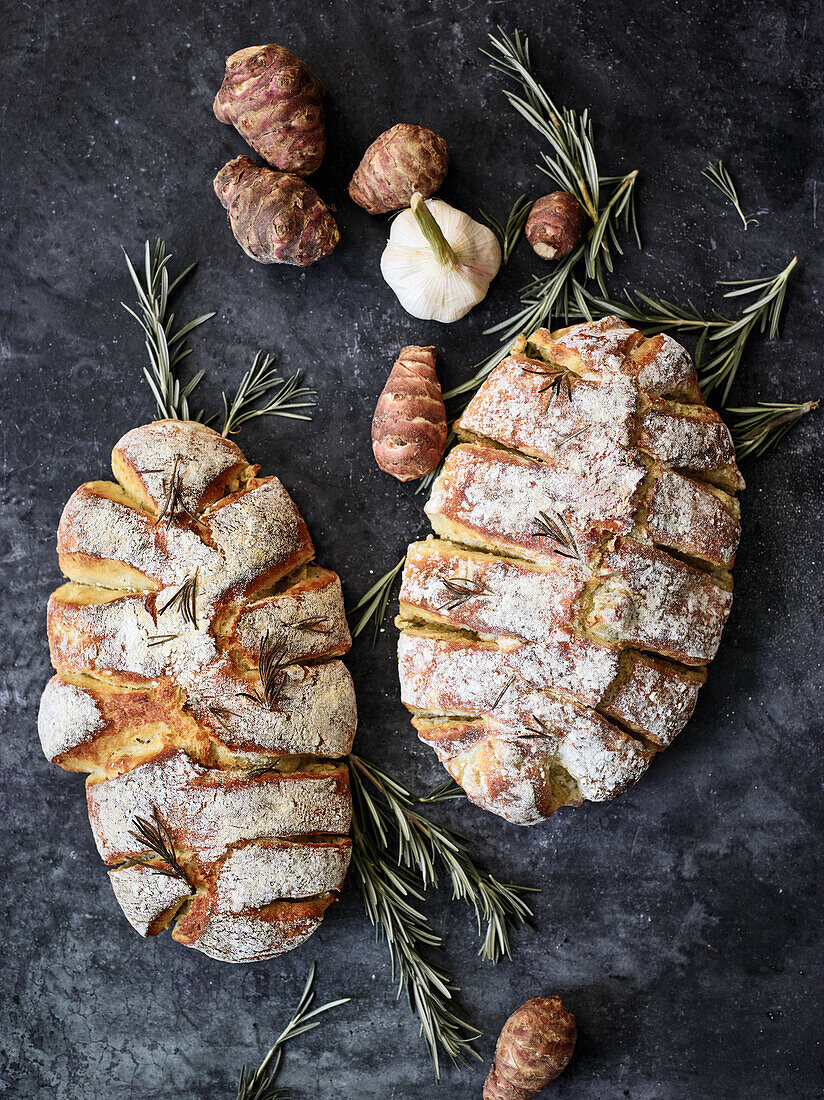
[1, 0, 822, 1096]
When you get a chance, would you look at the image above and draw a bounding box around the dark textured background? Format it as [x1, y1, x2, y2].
[2, 1, 822, 1096]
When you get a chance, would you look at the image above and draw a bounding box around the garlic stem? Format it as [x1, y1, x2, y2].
[410, 192, 456, 267]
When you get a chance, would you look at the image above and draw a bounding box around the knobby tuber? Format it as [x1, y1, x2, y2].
[371, 345, 447, 481]
[214, 44, 326, 176]
[483, 995, 577, 1100]
[214, 156, 339, 267]
[525, 192, 588, 260]
[349, 123, 449, 214]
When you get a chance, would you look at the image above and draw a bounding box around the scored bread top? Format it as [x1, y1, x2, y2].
[398, 317, 741, 824]
[39, 420, 355, 961]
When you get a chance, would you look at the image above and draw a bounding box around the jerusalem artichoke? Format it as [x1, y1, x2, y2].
[372, 346, 447, 481]
[483, 995, 577, 1100]
[525, 192, 588, 260]
[214, 44, 326, 176]
[214, 156, 339, 267]
[349, 123, 449, 214]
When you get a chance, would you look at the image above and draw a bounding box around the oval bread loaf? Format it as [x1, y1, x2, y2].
[397, 317, 742, 825]
[38, 420, 355, 961]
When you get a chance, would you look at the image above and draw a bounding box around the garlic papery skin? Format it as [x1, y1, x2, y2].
[380, 193, 502, 322]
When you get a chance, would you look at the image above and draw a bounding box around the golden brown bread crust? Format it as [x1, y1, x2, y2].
[39, 421, 355, 961]
[399, 317, 741, 824]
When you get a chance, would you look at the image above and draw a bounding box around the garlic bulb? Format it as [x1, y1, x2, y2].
[380, 192, 501, 322]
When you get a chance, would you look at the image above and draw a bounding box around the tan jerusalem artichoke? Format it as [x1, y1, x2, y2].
[525, 192, 588, 260]
[214, 156, 339, 266]
[349, 123, 449, 214]
[214, 44, 326, 176]
[371, 346, 447, 481]
[483, 995, 577, 1100]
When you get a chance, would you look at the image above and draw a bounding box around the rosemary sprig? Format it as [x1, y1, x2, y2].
[480, 194, 532, 263]
[525, 714, 553, 737]
[570, 282, 713, 334]
[236, 963, 349, 1100]
[350, 826, 479, 1079]
[128, 808, 191, 885]
[350, 756, 534, 962]
[122, 240, 215, 421]
[294, 617, 331, 634]
[727, 400, 819, 459]
[348, 755, 534, 1076]
[237, 632, 290, 710]
[438, 576, 490, 611]
[532, 510, 579, 559]
[420, 778, 467, 804]
[146, 633, 178, 647]
[520, 362, 574, 404]
[483, 29, 599, 223]
[702, 160, 758, 230]
[149, 455, 204, 529]
[571, 256, 797, 401]
[157, 569, 199, 627]
[222, 352, 316, 436]
[703, 259, 797, 399]
[208, 704, 240, 733]
[124, 241, 316, 437]
[484, 28, 640, 281]
[348, 556, 406, 646]
[431, 27, 639, 432]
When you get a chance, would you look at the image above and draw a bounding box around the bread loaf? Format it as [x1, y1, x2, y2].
[397, 317, 741, 825]
[38, 420, 355, 961]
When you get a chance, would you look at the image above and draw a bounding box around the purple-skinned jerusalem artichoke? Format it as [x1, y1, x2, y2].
[214, 156, 339, 267]
[349, 123, 449, 214]
[484, 995, 577, 1100]
[214, 44, 325, 176]
[525, 192, 588, 260]
[372, 346, 447, 482]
